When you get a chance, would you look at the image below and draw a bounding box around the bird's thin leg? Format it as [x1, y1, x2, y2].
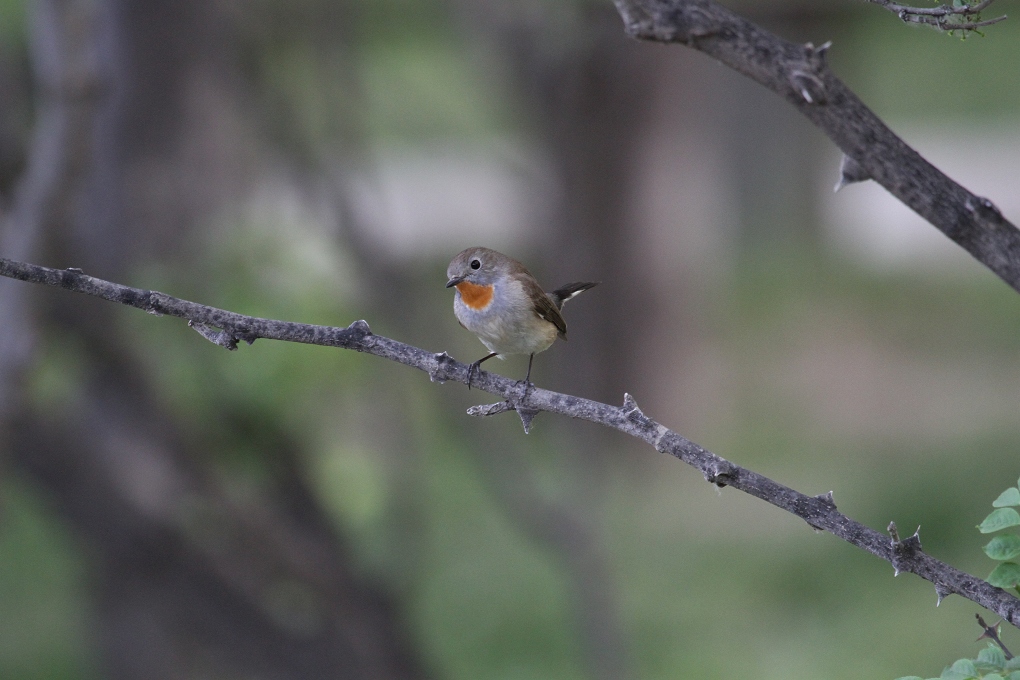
[467, 352, 498, 389]
[515, 353, 536, 403]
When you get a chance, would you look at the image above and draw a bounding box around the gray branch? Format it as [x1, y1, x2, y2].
[612, 0, 1020, 293]
[864, 0, 1007, 32]
[2, 255, 1019, 629]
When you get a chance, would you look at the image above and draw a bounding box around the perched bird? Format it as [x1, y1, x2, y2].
[445, 247, 598, 388]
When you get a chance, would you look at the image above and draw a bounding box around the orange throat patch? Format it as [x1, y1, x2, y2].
[455, 281, 494, 310]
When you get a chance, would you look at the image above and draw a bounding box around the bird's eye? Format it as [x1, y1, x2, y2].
[470, 259, 481, 270]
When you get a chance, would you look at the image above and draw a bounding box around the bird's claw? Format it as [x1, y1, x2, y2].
[466, 360, 482, 389]
[513, 378, 534, 404]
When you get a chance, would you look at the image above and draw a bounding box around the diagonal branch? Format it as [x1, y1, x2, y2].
[3, 255, 1019, 629]
[612, 0, 1020, 293]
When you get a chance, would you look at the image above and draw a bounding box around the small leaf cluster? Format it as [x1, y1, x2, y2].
[896, 645, 1020, 680]
[979, 481, 1020, 592]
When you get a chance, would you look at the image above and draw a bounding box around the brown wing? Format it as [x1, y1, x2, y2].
[524, 276, 568, 339]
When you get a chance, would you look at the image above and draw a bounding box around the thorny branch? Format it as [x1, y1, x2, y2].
[865, 0, 1007, 32]
[612, 0, 1020, 295]
[2, 255, 1020, 630]
[976, 614, 1014, 659]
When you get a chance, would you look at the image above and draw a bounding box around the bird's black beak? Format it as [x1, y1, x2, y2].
[445, 275, 465, 288]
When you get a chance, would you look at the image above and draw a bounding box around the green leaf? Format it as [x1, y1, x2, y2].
[988, 562, 1020, 589]
[978, 645, 1007, 669]
[993, 488, 1020, 508]
[944, 658, 978, 679]
[894, 677, 923, 680]
[985, 535, 1020, 561]
[1007, 657, 1020, 670]
[985, 674, 1005, 680]
[979, 508, 1020, 534]
[1009, 671, 1020, 680]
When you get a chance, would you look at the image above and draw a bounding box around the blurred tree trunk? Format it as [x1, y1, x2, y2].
[445, 5, 670, 680]
[4, 1, 427, 678]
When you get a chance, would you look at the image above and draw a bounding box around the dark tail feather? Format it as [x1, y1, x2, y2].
[548, 281, 598, 310]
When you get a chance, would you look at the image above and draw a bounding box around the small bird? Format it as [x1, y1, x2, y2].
[446, 246, 598, 388]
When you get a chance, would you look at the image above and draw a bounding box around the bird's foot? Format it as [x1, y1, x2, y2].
[513, 378, 534, 404]
[466, 360, 482, 389]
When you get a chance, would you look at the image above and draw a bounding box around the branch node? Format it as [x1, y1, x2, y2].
[612, 0, 655, 39]
[622, 392, 650, 424]
[702, 458, 737, 487]
[813, 490, 837, 509]
[466, 396, 538, 433]
[508, 381, 540, 433]
[965, 195, 1004, 224]
[803, 492, 836, 531]
[429, 351, 453, 384]
[789, 69, 827, 105]
[467, 401, 512, 418]
[189, 321, 239, 351]
[58, 267, 87, 292]
[142, 290, 168, 316]
[346, 319, 372, 339]
[889, 523, 923, 576]
[236, 330, 258, 346]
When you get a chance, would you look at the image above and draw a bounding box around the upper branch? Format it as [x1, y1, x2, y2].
[2, 255, 1019, 629]
[612, 0, 1020, 294]
[865, 0, 1007, 32]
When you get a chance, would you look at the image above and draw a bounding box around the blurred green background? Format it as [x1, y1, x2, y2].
[1, 0, 1019, 678]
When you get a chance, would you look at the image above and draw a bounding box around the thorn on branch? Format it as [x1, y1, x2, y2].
[976, 613, 1014, 659]
[834, 154, 872, 192]
[813, 490, 837, 509]
[803, 40, 832, 66]
[516, 407, 539, 434]
[509, 380, 539, 433]
[934, 582, 953, 606]
[888, 523, 923, 577]
[622, 392, 650, 425]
